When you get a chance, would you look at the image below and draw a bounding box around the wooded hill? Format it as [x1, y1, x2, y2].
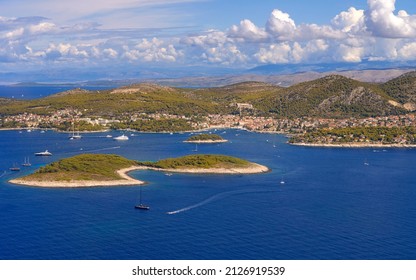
[2, 72, 416, 119]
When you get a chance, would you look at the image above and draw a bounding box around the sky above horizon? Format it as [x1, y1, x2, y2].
[1, 0, 416, 81]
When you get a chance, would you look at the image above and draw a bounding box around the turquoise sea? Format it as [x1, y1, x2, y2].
[1, 129, 416, 260]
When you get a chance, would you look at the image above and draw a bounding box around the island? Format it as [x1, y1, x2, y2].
[136, 154, 269, 174]
[9, 154, 269, 187]
[9, 154, 145, 188]
[184, 134, 228, 143]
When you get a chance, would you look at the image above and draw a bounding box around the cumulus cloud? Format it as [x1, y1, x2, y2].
[365, 0, 416, 37]
[332, 7, 365, 33]
[254, 43, 292, 64]
[229, 20, 268, 42]
[398, 42, 416, 60]
[123, 38, 183, 63]
[266, 9, 296, 39]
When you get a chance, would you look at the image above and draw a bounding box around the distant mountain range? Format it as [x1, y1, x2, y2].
[2, 61, 416, 88]
[1, 71, 416, 119]
[248, 60, 416, 74]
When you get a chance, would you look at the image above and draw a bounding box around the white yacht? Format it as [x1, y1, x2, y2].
[114, 134, 129, 141]
[35, 150, 52, 156]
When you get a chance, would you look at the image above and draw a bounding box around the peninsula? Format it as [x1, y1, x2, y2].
[184, 134, 228, 143]
[10, 154, 269, 187]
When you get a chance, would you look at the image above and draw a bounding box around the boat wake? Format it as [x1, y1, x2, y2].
[82, 146, 121, 153]
[167, 188, 276, 215]
[0, 171, 8, 178]
[60, 146, 122, 155]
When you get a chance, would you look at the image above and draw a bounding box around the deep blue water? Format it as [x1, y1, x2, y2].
[0, 85, 112, 99]
[1, 129, 416, 260]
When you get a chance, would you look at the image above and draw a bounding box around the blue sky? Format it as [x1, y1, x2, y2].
[1, 0, 416, 82]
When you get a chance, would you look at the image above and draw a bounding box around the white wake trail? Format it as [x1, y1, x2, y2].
[167, 188, 276, 215]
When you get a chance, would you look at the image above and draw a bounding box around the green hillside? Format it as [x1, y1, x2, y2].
[2, 73, 416, 120]
[381, 71, 416, 105]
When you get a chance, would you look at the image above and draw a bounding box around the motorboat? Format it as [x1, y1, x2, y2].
[35, 150, 52, 156]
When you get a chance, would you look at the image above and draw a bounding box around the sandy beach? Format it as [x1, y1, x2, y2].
[9, 166, 145, 188]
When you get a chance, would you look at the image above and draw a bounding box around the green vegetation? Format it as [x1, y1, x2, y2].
[381, 72, 416, 104]
[1, 73, 416, 124]
[138, 154, 251, 170]
[39, 120, 106, 131]
[266, 75, 405, 118]
[0, 85, 225, 117]
[111, 118, 193, 132]
[185, 133, 225, 142]
[290, 126, 416, 145]
[23, 154, 136, 182]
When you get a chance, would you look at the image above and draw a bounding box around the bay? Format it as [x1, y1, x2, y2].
[0, 85, 112, 100]
[1, 129, 416, 260]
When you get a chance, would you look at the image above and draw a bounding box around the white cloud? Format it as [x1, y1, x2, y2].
[182, 30, 229, 47]
[103, 48, 118, 58]
[332, 7, 365, 33]
[201, 44, 247, 65]
[335, 44, 365, 63]
[27, 22, 57, 34]
[398, 42, 416, 60]
[254, 43, 292, 64]
[229, 19, 268, 42]
[123, 38, 183, 63]
[2, 0, 416, 78]
[365, 0, 416, 38]
[266, 9, 296, 38]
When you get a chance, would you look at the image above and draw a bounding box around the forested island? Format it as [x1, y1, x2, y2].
[9, 154, 269, 187]
[137, 154, 268, 173]
[184, 134, 227, 143]
[9, 154, 144, 187]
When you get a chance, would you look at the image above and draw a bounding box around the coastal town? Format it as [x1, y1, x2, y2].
[2, 107, 416, 145]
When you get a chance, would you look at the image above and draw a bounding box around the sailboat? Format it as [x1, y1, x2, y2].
[69, 122, 82, 140]
[9, 163, 21, 172]
[22, 157, 31, 167]
[193, 144, 198, 152]
[135, 186, 150, 210]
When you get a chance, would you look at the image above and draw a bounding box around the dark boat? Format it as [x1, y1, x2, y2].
[10, 163, 20, 171]
[135, 204, 150, 210]
[135, 186, 150, 210]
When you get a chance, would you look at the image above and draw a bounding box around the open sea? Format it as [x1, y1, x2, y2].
[1, 128, 416, 260]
